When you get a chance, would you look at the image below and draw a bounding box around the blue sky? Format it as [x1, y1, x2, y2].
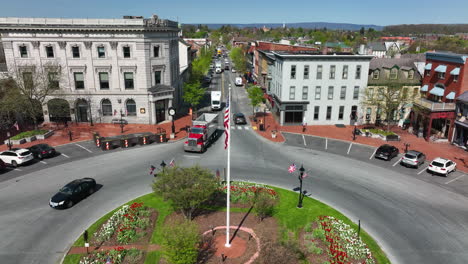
[0, 0, 467, 26]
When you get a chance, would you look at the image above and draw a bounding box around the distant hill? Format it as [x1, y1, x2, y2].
[187, 22, 384, 31]
[384, 24, 468, 35]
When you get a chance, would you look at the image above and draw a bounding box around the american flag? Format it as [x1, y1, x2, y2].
[149, 165, 156, 175]
[224, 94, 230, 149]
[169, 159, 175, 167]
[12, 121, 19, 131]
[288, 164, 297, 173]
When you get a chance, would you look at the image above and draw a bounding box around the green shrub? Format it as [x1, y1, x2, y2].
[312, 228, 326, 241]
[305, 241, 323, 255]
[162, 220, 200, 264]
[249, 190, 279, 220]
[10, 130, 48, 140]
[125, 249, 143, 264]
[304, 222, 313, 232]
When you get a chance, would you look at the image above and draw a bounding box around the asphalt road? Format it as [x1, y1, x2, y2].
[1, 68, 468, 264]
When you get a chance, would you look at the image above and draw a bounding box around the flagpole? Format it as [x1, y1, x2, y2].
[225, 84, 231, 247]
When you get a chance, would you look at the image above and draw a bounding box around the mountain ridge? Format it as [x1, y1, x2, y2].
[185, 22, 384, 31]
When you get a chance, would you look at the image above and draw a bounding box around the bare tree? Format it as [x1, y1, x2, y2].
[5, 62, 63, 129]
[361, 83, 412, 131]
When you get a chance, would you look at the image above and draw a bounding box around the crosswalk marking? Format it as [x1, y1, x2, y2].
[61, 153, 70, 158]
[40, 161, 47, 164]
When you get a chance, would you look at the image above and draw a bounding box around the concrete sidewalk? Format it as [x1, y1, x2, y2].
[0, 115, 193, 152]
[251, 113, 468, 173]
[68, 244, 160, 254]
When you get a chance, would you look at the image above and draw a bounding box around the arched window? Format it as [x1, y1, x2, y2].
[390, 68, 398, 79]
[101, 99, 112, 116]
[126, 99, 137, 116]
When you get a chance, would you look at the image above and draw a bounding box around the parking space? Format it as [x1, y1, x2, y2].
[349, 144, 376, 161]
[325, 139, 351, 156]
[305, 136, 326, 150]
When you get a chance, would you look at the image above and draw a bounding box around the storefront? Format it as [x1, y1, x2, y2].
[411, 110, 455, 141]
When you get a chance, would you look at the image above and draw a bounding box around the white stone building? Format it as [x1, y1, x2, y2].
[0, 15, 181, 124]
[268, 51, 373, 125]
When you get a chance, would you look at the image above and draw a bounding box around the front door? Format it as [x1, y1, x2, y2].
[350, 105, 357, 125]
[155, 100, 166, 123]
[76, 101, 88, 122]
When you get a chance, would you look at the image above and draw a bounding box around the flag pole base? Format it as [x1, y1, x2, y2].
[224, 243, 231, 248]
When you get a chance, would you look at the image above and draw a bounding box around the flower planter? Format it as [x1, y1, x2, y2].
[25, 136, 37, 142]
[4, 138, 26, 145]
[36, 130, 54, 140]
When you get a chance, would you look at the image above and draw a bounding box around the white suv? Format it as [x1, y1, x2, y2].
[427, 157, 456, 176]
[0, 148, 34, 167]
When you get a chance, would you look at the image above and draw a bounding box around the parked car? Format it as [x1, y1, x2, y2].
[202, 75, 212, 85]
[231, 68, 236, 73]
[234, 113, 247, 125]
[0, 159, 6, 170]
[0, 148, 34, 167]
[427, 158, 456, 176]
[28, 144, 56, 159]
[400, 150, 426, 168]
[50, 178, 97, 209]
[375, 144, 399, 161]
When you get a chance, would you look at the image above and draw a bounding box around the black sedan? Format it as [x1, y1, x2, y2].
[28, 144, 56, 159]
[234, 113, 247, 125]
[50, 178, 96, 209]
[375, 144, 399, 161]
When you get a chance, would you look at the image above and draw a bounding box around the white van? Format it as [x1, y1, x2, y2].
[235, 77, 243, 86]
[211, 91, 222, 110]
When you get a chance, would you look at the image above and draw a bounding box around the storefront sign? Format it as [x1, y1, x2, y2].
[431, 112, 455, 119]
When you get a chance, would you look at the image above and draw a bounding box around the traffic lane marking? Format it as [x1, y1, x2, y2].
[61, 153, 70, 158]
[445, 174, 466, 185]
[369, 149, 377, 159]
[302, 135, 307, 146]
[14, 168, 22, 171]
[40, 161, 47, 164]
[347, 143, 352, 155]
[325, 138, 328, 150]
[74, 143, 93, 153]
[393, 157, 402, 167]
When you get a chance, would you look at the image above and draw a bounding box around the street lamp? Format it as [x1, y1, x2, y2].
[88, 99, 94, 126]
[6, 132, 12, 150]
[297, 165, 305, 208]
[119, 110, 125, 134]
[353, 125, 357, 141]
[263, 108, 266, 131]
[160, 160, 166, 173]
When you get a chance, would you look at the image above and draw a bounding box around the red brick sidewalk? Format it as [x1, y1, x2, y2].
[252, 113, 468, 173]
[0, 115, 193, 152]
[68, 244, 160, 254]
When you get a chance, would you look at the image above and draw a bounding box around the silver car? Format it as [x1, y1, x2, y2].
[400, 150, 426, 168]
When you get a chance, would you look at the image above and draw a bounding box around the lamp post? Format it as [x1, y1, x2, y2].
[88, 99, 94, 126]
[297, 165, 305, 208]
[263, 108, 266, 131]
[353, 125, 357, 141]
[6, 132, 12, 150]
[120, 110, 125, 134]
[404, 143, 410, 153]
[160, 160, 166, 173]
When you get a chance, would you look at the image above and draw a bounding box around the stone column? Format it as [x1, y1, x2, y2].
[280, 110, 284, 126]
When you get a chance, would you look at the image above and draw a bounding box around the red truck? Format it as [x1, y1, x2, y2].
[184, 113, 220, 153]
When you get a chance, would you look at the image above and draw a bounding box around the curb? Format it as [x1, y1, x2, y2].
[281, 131, 377, 149]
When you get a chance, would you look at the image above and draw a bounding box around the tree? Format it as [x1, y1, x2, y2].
[359, 27, 365, 35]
[249, 190, 278, 221]
[182, 81, 205, 111]
[152, 165, 218, 220]
[4, 62, 62, 129]
[162, 220, 200, 264]
[246, 85, 265, 115]
[229, 47, 247, 73]
[361, 83, 412, 131]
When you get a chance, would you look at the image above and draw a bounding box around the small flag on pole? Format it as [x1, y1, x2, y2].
[288, 164, 297, 173]
[149, 165, 156, 175]
[302, 172, 308, 179]
[13, 122, 19, 131]
[106, 256, 112, 264]
[223, 94, 230, 150]
[169, 159, 175, 167]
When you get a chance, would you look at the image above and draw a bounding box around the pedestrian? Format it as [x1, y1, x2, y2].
[302, 122, 307, 132]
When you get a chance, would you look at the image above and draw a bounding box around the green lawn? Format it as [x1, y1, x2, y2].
[65, 186, 390, 264]
[62, 254, 81, 264]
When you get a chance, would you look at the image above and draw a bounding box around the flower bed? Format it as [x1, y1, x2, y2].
[10, 130, 49, 140]
[92, 202, 157, 246]
[302, 215, 375, 264]
[79, 247, 144, 264]
[219, 181, 278, 204]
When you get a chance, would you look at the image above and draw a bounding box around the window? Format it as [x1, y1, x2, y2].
[317, 65, 322, 79]
[126, 99, 137, 116]
[154, 71, 162, 84]
[378, 88, 384, 100]
[302, 86, 308, 100]
[19, 46, 28, 58]
[315, 86, 321, 100]
[123, 46, 131, 58]
[342, 65, 348, 79]
[304, 65, 309, 79]
[326, 106, 332, 120]
[289, 86, 295, 100]
[408, 70, 414, 79]
[454, 75, 459, 82]
[330, 65, 336, 79]
[48, 72, 59, 90]
[22, 72, 33, 89]
[368, 88, 374, 99]
[338, 106, 344, 120]
[340, 86, 346, 100]
[124, 72, 134, 89]
[425, 70, 430, 76]
[72, 46, 80, 58]
[437, 72, 445, 79]
[390, 68, 398, 79]
[101, 99, 112, 116]
[74, 72, 84, 89]
[327, 86, 334, 100]
[97, 46, 106, 58]
[402, 88, 408, 99]
[290, 65, 296, 79]
[355, 65, 361, 79]
[99, 72, 109, 89]
[153, 46, 160, 57]
[366, 108, 372, 120]
[314, 106, 320, 120]
[353, 86, 360, 99]
[413, 88, 419, 97]
[373, 70, 380, 79]
[45, 46, 54, 58]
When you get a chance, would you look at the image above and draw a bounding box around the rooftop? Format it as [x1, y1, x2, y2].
[272, 50, 372, 60]
[426, 52, 468, 64]
[370, 57, 419, 70]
